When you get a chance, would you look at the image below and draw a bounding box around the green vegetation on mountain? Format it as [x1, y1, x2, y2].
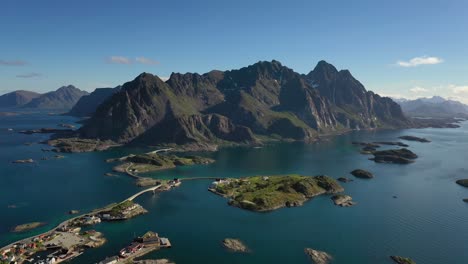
[69, 60, 411, 150]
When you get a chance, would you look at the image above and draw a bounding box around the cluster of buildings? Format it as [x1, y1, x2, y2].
[167, 178, 181, 188]
[209, 178, 231, 190]
[97, 231, 171, 264]
[1, 233, 59, 264]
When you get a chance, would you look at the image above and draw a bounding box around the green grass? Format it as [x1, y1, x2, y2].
[214, 175, 343, 211]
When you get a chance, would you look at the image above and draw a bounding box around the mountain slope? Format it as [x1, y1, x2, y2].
[67, 86, 121, 117]
[23, 85, 88, 109]
[79, 60, 409, 148]
[0, 90, 41, 108]
[306, 61, 407, 129]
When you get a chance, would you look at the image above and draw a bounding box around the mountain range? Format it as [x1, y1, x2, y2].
[0, 85, 88, 109]
[396, 96, 468, 118]
[0, 90, 41, 108]
[77, 60, 410, 149]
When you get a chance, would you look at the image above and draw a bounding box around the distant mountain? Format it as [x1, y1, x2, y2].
[22, 85, 88, 109]
[0, 90, 41, 108]
[78, 60, 409, 149]
[67, 86, 121, 117]
[397, 96, 468, 118]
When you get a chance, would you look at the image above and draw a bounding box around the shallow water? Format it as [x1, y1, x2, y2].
[1, 111, 467, 263]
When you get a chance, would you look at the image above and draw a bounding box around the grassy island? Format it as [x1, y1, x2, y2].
[209, 175, 343, 212]
[11, 222, 46, 232]
[111, 153, 215, 174]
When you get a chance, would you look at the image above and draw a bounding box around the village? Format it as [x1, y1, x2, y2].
[97, 231, 171, 264]
[1, 181, 181, 264]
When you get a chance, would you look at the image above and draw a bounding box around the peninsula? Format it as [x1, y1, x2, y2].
[208, 175, 343, 212]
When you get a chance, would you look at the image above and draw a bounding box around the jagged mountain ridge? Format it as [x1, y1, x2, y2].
[79, 60, 410, 147]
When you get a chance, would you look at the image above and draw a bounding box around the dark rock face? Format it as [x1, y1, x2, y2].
[78, 61, 409, 148]
[370, 148, 418, 164]
[22, 85, 88, 109]
[0, 90, 41, 107]
[67, 86, 121, 117]
[306, 61, 409, 129]
[351, 169, 374, 179]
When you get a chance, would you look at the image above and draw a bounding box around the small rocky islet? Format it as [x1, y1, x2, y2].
[399, 136, 431, 143]
[304, 248, 333, 264]
[370, 148, 418, 164]
[222, 238, 249, 253]
[455, 179, 468, 187]
[390, 255, 416, 264]
[11, 222, 46, 232]
[350, 169, 374, 179]
[331, 194, 356, 207]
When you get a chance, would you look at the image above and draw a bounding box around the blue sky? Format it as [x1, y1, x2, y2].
[1, 0, 468, 102]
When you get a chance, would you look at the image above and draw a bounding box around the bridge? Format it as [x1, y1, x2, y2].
[146, 148, 173, 155]
[126, 184, 162, 201]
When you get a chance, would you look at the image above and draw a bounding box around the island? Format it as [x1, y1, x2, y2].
[47, 137, 119, 153]
[11, 222, 46, 233]
[455, 179, 468, 187]
[109, 152, 214, 174]
[19, 128, 73, 135]
[304, 248, 333, 264]
[390, 255, 416, 264]
[222, 238, 249, 252]
[373, 141, 409, 147]
[370, 148, 418, 164]
[399, 136, 431, 143]
[350, 169, 374, 179]
[208, 175, 343, 212]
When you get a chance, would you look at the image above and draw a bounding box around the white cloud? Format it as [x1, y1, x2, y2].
[16, 72, 42, 78]
[450, 84, 468, 94]
[135, 57, 158, 65]
[409, 86, 429, 93]
[0, 59, 28, 66]
[106, 56, 131, 64]
[397, 56, 443, 67]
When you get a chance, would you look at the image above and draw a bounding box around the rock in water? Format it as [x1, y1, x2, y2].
[222, 238, 249, 252]
[304, 248, 333, 264]
[350, 169, 374, 179]
[463, 198, 468, 203]
[399, 136, 430, 143]
[370, 148, 418, 164]
[455, 179, 468, 187]
[331, 194, 356, 207]
[12, 159, 34, 164]
[390, 255, 416, 264]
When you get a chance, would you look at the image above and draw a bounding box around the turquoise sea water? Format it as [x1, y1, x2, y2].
[1, 111, 468, 264]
